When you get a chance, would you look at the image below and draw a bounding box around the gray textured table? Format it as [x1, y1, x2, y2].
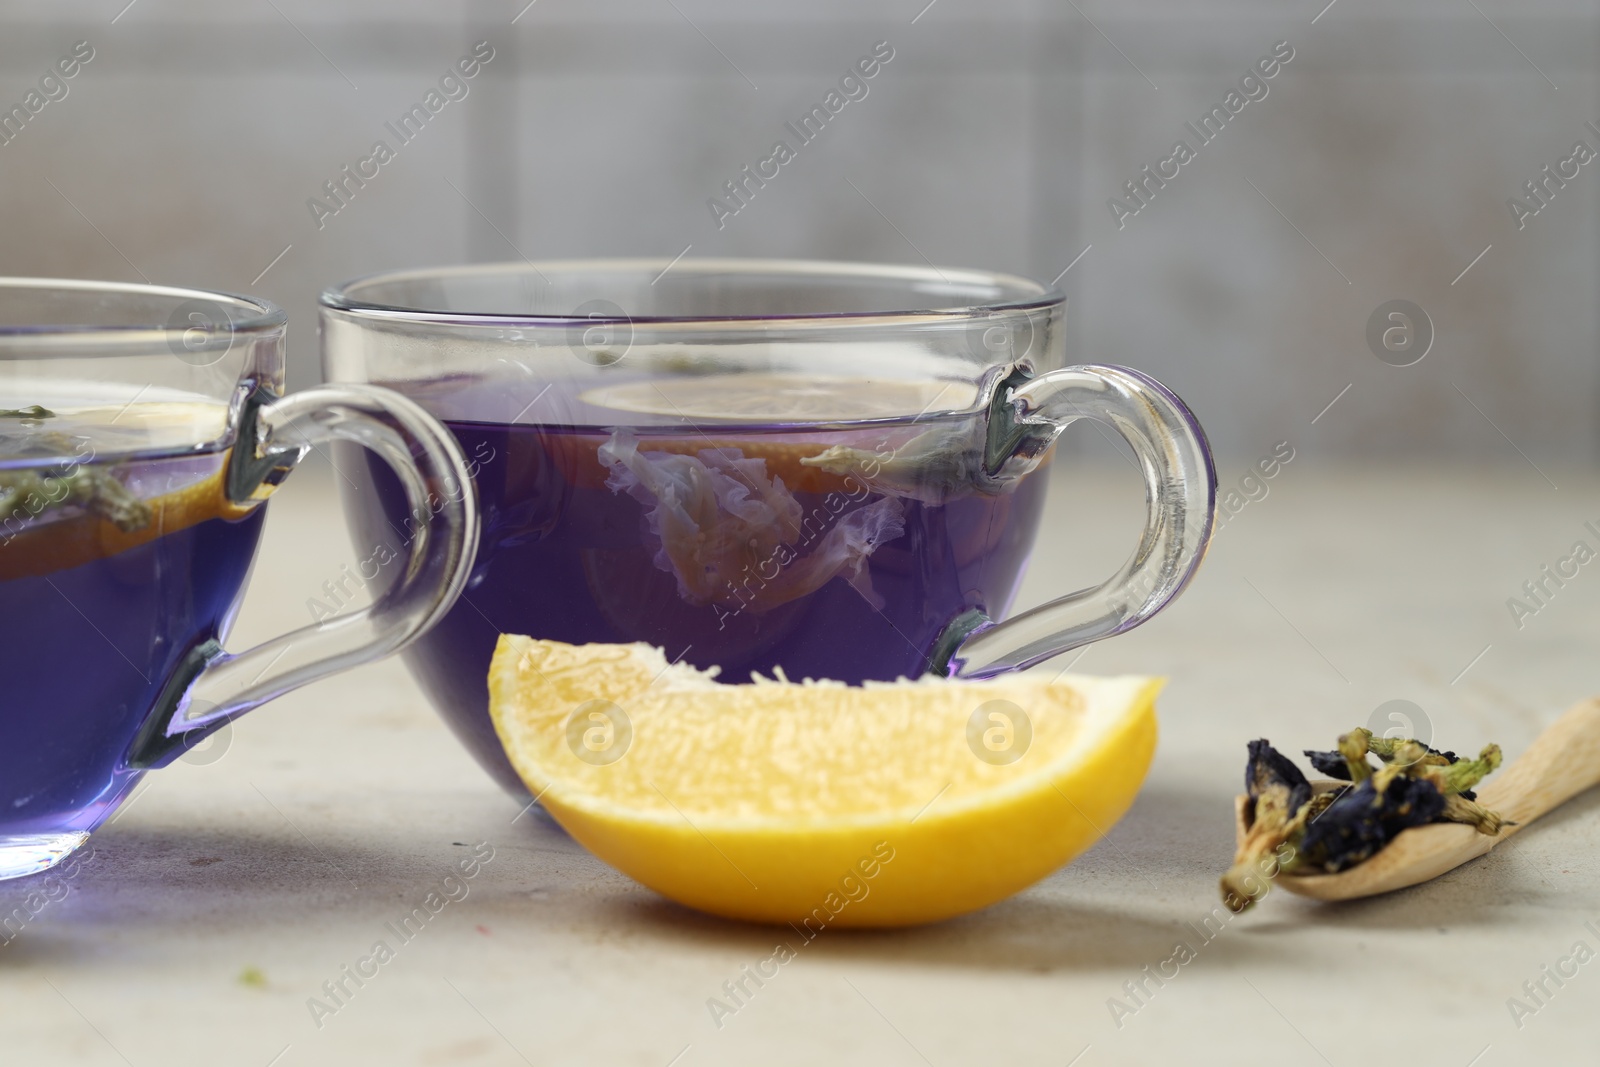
[4, 459, 1597, 1066]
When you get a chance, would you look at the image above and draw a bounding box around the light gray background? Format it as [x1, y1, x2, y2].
[0, 0, 1595, 464]
[7, 7, 1600, 1065]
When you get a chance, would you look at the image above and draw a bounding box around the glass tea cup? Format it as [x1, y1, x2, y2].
[322, 258, 1215, 795]
[0, 279, 478, 879]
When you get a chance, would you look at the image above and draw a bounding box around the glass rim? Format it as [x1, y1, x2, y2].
[320, 257, 1064, 328]
[0, 276, 286, 341]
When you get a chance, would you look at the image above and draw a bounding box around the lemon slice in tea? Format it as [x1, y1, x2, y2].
[489, 636, 1160, 927]
[555, 373, 987, 494]
[580, 373, 976, 423]
[0, 397, 254, 582]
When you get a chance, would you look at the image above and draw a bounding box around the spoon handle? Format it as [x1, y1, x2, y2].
[1477, 697, 1600, 833]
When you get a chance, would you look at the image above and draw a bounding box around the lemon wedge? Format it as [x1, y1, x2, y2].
[489, 636, 1161, 927]
[0, 465, 254, 583]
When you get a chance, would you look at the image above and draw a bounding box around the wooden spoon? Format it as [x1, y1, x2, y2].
[1233, 697, 1600, 903]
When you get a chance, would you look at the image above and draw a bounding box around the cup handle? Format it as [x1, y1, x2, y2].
[127, 384, 479, 768]
[934, 364, 1215, 679]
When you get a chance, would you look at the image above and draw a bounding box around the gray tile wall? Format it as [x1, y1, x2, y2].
[0, 0, 1594, 463]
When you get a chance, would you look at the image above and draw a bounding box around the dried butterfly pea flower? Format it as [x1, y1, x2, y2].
[1220, 740, 1314, 910]
[1400, 741, 1500, 817]
[1312, 731, 1483, 795]
[1222, 728, 1507, 912]
[1304, 727, 1383, 782]
[1293, 773, 1447, 873]
[1246, 738, 1311, 812]
[1304, 748, 1358, 780]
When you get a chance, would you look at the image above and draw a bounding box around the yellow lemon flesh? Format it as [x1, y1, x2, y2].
[489, 636, 1161, 927]
[0, 464, 254, 583]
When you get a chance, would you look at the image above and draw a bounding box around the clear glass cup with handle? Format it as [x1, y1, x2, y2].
[322, 258, 1215, 796]
[0, 278, 478, 879]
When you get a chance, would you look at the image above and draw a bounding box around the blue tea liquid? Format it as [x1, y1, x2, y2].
[0, 400, 264, 870]
[339, 376, 1051, 793]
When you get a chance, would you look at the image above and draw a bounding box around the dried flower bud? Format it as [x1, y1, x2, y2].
[1442, 794, 1506, 835]
[1245, 738, 1311, 812]
[1222, 740, 1313, 912]
[1435, 744, 1502, 795]
[1364, 731, 1456, 766]
[1338, 731, 1375, 781]
[0, 405, 55, 420]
